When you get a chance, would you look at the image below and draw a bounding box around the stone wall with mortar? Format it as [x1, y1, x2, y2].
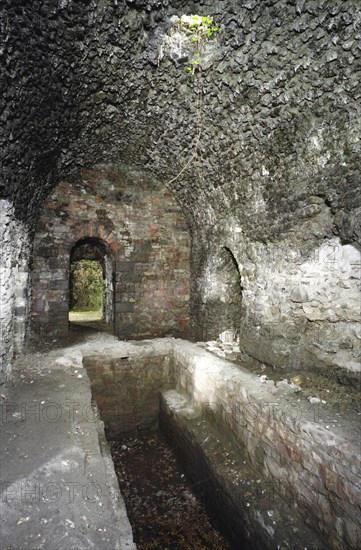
[31, 165, 190, 340]
[1, 0, 360, 378]
[160, 390, 327, 550]
[192, 215, 361, 384]
[82, 339, 361, 549]
[172, 341, 361, 549]
[84, 343, 175, 438]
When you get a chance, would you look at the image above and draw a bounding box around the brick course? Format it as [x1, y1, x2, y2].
[31, 166, 190, 339]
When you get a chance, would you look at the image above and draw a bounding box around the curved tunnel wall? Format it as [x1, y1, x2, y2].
[1, 0, 360, 379]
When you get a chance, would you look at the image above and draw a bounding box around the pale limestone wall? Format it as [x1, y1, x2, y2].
[193, 208, 361, 383]
[0, 200, 31, 381]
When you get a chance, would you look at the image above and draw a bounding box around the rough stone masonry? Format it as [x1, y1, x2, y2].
[83, 339, 361, 549]
[0, 1, 360, 388]
[0, 2, 360, 548]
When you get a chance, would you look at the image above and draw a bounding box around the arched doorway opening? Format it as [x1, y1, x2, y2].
[69, 259, 104, 321]
[69, 237, 114, 329]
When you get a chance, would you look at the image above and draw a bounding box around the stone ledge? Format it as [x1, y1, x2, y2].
[0, 341, 136, 550]
[172, 341, 361, 550]
[160, 389, 327, 550]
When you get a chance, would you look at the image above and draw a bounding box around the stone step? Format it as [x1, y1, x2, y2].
[160, 389, 327, 550]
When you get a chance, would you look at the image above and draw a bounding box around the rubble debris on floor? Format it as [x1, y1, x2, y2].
[109, 433, 230, 550]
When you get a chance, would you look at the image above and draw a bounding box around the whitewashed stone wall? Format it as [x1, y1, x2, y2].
[0, 200, 31, 381]
[195, 205, 360, 384]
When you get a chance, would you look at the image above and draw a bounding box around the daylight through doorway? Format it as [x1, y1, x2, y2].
[69, 259, 104, 322]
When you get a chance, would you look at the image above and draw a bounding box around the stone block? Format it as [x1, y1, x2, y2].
[49, 280, 68, 290]
[116, 262, 134, 272]
[115, 302, 134, 313]
[32, 299, 46, 312]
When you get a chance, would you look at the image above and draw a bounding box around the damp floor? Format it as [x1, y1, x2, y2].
[109, 433, 231, 550]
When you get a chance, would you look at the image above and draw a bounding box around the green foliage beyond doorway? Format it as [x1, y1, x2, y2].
[70, 260, 104, 312]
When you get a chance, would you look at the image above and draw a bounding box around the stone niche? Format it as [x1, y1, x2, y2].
[191, 206, 361, 388]
[31, 165, 190, 340]
[83, 339, 361, 550]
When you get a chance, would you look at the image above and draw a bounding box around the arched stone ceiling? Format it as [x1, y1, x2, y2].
[1, 0, 360, 242]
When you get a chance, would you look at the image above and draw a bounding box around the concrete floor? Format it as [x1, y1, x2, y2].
[0, 332, 136, 550]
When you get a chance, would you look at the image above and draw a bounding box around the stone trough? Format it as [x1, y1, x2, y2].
[83, 338, 361, 550]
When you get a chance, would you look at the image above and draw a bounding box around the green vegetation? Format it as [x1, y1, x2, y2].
[70, 259, 104, 312]
[164, 14, 219, 186]
[177, 14, 219, 75]
[187, 57, 200, 73]
[179, 15, 219, 42]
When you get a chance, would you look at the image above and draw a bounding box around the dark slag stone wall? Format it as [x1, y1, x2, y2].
[1, 0, 360, 378]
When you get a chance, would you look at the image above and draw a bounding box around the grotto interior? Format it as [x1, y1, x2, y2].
[0, 1, 360, 549]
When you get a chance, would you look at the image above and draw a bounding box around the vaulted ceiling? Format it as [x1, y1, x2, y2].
[1, 0, 360, 243]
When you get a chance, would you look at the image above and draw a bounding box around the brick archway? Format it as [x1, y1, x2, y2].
[69, 237, 115, 328]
